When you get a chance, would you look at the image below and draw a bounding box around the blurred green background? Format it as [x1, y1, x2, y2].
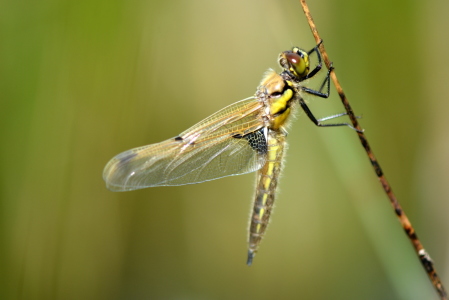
[2, 0, 449, 299]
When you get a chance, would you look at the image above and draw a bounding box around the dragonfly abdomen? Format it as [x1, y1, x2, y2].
[247, 131, 286, 265]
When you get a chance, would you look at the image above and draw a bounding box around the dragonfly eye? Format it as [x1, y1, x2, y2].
[282, 49, 310, 79]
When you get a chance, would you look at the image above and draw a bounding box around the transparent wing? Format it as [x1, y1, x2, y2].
[103, 97, 267, 191]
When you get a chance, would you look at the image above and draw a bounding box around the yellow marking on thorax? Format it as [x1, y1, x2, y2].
[270, 88, 293, 130]
[270, 89, 292, 115]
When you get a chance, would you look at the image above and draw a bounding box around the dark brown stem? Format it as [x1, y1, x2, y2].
[299, 0, 447, 299]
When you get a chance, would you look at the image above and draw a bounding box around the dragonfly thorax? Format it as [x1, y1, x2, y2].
[258, 70, 296, 131]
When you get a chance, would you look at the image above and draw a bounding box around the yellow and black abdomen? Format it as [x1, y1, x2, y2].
[247, 130, 286, 265]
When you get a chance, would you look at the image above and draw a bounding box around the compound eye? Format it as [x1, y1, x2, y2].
[285, 50, 309, 78]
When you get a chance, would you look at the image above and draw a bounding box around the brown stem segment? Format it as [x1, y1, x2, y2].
[299, 0, 447, 299]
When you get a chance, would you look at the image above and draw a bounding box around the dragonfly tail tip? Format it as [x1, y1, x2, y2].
[246, 250, 255, 266]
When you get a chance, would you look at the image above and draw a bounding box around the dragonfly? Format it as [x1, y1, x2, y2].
[103, 41, 356, 265]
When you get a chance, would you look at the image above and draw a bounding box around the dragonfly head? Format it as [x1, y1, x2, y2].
[279, 47, 310, 80]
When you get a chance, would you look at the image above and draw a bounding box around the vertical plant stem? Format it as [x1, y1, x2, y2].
[298, 0, 447, 299]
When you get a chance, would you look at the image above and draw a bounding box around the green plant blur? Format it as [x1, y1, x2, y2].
[1, 0, 448, 299]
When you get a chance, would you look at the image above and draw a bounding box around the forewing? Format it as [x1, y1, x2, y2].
[103, 97, 267, 191]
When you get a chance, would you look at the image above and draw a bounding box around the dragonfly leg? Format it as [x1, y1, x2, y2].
[299, 99, 363, 132]
[302, 40, 324, 79]
[301, 63, 333, 98]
